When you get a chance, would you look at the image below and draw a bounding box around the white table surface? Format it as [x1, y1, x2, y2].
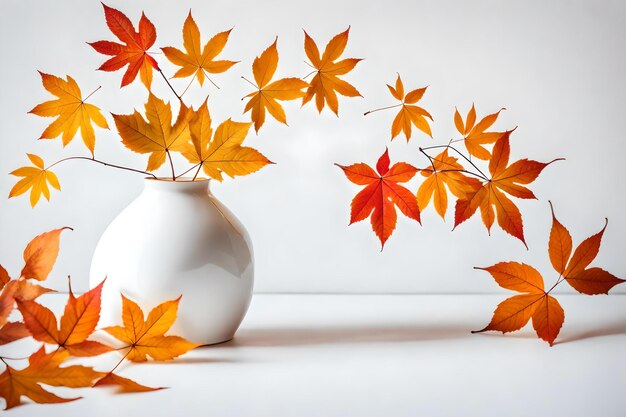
[3, 294, 625, 416]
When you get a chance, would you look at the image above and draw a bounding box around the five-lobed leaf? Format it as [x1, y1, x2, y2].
[181, 100, 273, 181]
[386, 74, 432, 141]
[29, 72, 109, 156]
[417, 149, 481, 218]
[16, 279, 113, 356]
[454, 105, 506, 160]
[9, 154, 61, 207]
[104, 294, 200, 362]
[113, 93, 192, 171]
[89, 3, 159, 88]
[302, 27, 362, 115]
[243, 38, 309, 132]
[336, 148, 420, 249]
[454, 132, 560, 246]
[162, 12, 237, 87]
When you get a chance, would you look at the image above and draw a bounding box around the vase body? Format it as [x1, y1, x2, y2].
[89, 178, 253, 345]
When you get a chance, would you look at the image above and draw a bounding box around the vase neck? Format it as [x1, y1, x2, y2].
[143, 178, 210, 195]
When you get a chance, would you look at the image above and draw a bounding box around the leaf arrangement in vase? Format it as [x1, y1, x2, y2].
[3, 5, 624, 410]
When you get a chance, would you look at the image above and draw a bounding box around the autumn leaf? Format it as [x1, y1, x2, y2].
[89, 3, 159, 88]
[181, 100, 272, 180]
[472, 262, 564, 345]
[302, 27, 362, 115]
[162, 12, 237, 87]
[104, 294, 200, 362]
[0, 347, 103, 409]
[28, 72, 109, 156]
[243, 38, 309, 132]
[0, 322, 30, 345]
[474, 204, 623, 345]
[378, 74, 432, 141]
[94, 373, 162, 393]
[21, 227, 71, 281]
[113, 93, 192, 171]
[17, 279, 113, 356]
[9, 154, 61, 207]
[417, 149, 482, 218]
[0, 266, 9, 290]
[336, 148, 420, 249]
[454, 104, 506, 160]
[454, 132, 561, 246]
[549, 203, 624, 295]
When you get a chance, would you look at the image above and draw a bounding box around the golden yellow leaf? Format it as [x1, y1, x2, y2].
[244, 38, 309, 132]
[387, 74, 432, 141]
[162, 12, 237, 86]
[29, 72, 108, 156]
[112, 93, 192, 171]
[182, 100, 273, 181]
[9, 154, 61, 207]
[302, 27, 362, 115]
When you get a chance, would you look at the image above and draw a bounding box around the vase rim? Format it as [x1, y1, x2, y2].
[145, 177, 210, 183]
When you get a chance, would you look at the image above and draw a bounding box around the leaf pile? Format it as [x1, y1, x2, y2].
[0, 229, 199, 409]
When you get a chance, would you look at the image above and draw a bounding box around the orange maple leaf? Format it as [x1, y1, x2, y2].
[417, 149, 482, 218]
[104, 294, 200, 362]
[549, 203, 624, 295]
[302, 27, 362, 115]
[89, 4, 159, 88]
[16, 279, 113, 356]
[454, 104, 506, 160]
[243, 38, 309, 132]
[28, 72, 109, 156]
[162, 12, 237, 87]
[181, 100, 273, 181]
[472, 262, 564, 345]
[0, 347, 103, 409]
[336, 148, 420, 249]
[384, 74, 433, 141]
[474, 204, 624, 345]
[454, 132, 561, 246]
[112, 93, 192, 171]
[9, 154, 61, 207]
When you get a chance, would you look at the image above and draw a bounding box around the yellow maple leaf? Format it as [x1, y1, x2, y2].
[243, 38, 309, 132]
[9, 154, 60, 207]
[302, 27, 362, 115]
[162, 12, 237, 87]
[112, 93, 192, 171]
[29, 72, 109, 156]
[182, 100, 273, 181]
[104, 294, 200, 362]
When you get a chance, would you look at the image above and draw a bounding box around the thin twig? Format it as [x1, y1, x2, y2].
[364, 103, 402, 116]
[192, 164, 202, 181]
[420, 144, 488, 180]
[180, 73, 197, 98]
[241, 76, 257, 89]
[46, 156, 157, 178]
[158, 69, 182, 102]
[165, 150, 176, 181]
[175, 163, 202, 180]
[83, 85, 102, 102]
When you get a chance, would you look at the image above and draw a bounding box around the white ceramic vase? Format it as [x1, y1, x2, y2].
[89, 178, 253, 345]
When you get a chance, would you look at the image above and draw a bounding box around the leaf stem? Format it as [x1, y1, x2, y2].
[165, 150, 176, 181]
[158, 69, 182, 102]
[192, 164, 202, 181]
[83, 85, 102, 102]
[46, 156, 157, 178]
[175, 163, 201, 180]
[420, 144, 489, 180]
[180, 73, 197, 98]
[241, 76, 257, 89]
[364, 103, 402, 116]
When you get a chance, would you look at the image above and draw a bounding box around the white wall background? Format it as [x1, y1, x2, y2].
[0, 0, 624, 294]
